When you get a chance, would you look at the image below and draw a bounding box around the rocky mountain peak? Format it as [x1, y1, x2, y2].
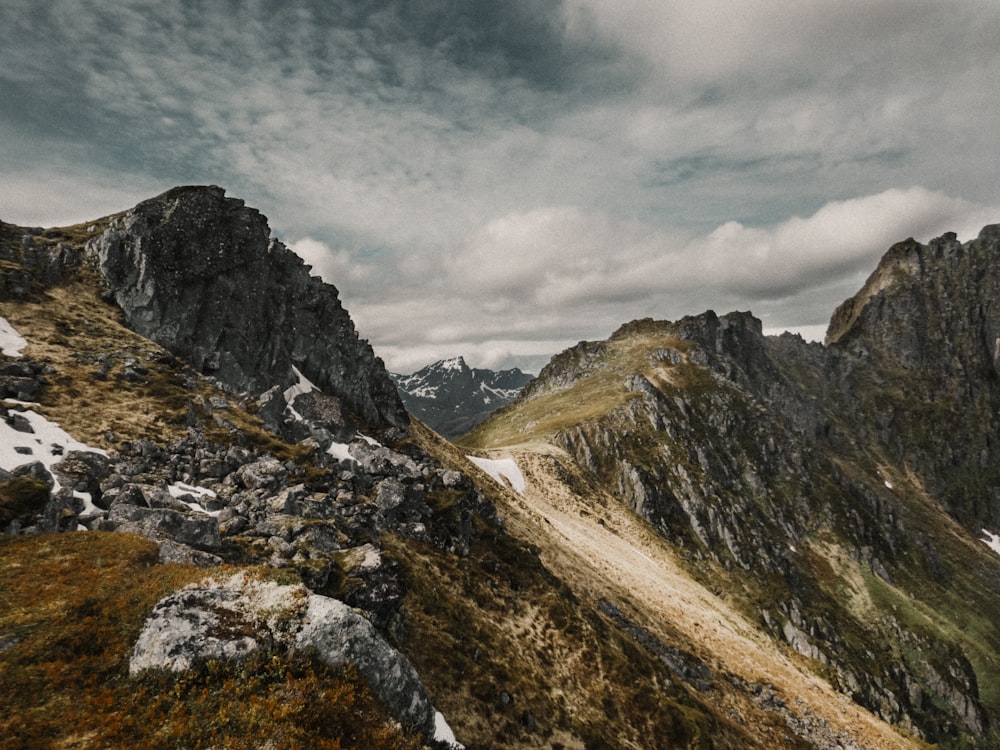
[826, 226, 1000, 377]
[86, 185, 407, 437]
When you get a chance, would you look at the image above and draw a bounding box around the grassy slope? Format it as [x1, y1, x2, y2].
[0, 533, 423, 750]
[1, 222, 424, 749]
[460, 324, 1000, 748]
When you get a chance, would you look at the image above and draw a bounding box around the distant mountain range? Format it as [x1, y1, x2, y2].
[390, 357, 533, 438]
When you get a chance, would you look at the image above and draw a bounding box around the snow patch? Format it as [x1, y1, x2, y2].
[409, 385, 439, 399]
[467, 456, 525, 495]
[284, 365, 318, 403]
[327, 441, 354, 462]
[283, 365, 318, 421]
[0, 408, 106, 475]
[0, 407, 107, 515]
[168, 482, 221, 517]
[981, 530, 1000, 556]
[168, 482, 217, 499]
[434, 711, 464, 749]
[0, 316, 27, 358]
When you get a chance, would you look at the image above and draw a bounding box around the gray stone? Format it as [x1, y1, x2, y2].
[108, 503, 221, 550]
[233, 456, 287, 491]
[375, 477, 406, 511]
[130, 573, 438, 738]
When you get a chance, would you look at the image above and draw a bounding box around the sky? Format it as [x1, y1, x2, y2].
[3, 1, 999, 374]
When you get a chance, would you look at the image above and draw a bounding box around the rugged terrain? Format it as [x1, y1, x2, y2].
[1, 187, 998, 749]
[392, 357, 534, 439]
[464, 227, 1000, 748]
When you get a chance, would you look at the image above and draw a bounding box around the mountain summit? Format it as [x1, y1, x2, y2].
[92, 185, 408, 438]
[391, 356, 533, 438]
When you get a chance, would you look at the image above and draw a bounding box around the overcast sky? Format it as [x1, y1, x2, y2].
[3, 1, 999, 374]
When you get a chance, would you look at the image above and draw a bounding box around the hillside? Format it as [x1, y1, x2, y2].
[2, 189, 998, 749]
[392, 357, 534, 439]
[463, 227, 1000, 748]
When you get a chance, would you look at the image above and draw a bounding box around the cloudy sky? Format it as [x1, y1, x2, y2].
[3, 1, 999, 374]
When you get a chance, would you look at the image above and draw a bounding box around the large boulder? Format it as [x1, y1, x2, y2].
[87, 185, 408, 437]
[130, 572, 441, 739]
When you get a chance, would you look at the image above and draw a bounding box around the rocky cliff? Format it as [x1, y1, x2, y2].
[87, 185, 407, 437]
[464, 227, 1000, 749]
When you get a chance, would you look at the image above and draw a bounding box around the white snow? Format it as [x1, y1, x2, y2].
[0, 407, 107, 516]
[0, 408, 106, 475]
[434, 711, 464, 749]
[439, 357, 465, 372]
[327, 441, 351, 461]
[409, 385, 439, 399]
[358, 433, 382, 447]
[168, 482, 222, 516]
[466, 456, 525, 495]
[0, 316, 27, 358]
[168, 482, 217, 499]
[283, 365, 318, 421]
[981, 530, 1000, 556]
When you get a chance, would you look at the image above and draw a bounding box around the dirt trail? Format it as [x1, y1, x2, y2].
[470, 442, 923, 750]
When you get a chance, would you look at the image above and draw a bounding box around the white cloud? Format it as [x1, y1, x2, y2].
[287, 238, 371, 286]
[689, 187, 1000, 296]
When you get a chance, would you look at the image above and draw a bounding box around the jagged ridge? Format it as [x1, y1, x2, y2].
[464, 226, 1000, 748]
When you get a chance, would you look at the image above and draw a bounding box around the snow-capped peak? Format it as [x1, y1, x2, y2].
[436, 357, 467, 372]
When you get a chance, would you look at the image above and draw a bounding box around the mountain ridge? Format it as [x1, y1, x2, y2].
[463, 228, 1000, 747]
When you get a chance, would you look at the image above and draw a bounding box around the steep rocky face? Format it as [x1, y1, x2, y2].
[86, 186, 407, 437]
[391, 357, 533, 438]
[822, 226, 1000, 528]
[465, 228, 1000, 748]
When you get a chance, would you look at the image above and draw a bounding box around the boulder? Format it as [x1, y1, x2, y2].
[130, 572, 438, 738]
[107, 503, 221, 551]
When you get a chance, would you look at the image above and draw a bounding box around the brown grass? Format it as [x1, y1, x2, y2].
[0, 532, 423, 750]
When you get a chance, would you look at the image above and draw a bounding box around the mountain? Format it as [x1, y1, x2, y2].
[391, 357, 533, 439]
[463, 225, 1000, 748]
[3, 187, 1000, 749]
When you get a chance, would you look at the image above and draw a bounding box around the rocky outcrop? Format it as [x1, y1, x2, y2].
[0, 221, 89, 299]
[86, 186, 407, 437]
[130, 571, 440, 738]
[821, 226, 1000, 528]
[496, 227, 1000, 746]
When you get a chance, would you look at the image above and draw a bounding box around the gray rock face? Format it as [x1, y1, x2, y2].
[86, 185, 407, 436]
[821, 227, 1000, 527]
[130, 571, 437, 737]
[522, 260, 1000, 744]
[108, 502, 221, 551]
